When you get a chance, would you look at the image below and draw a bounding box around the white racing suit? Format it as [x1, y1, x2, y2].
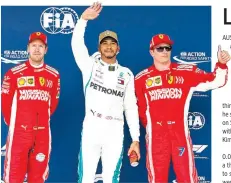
[71, 18, 140, 183]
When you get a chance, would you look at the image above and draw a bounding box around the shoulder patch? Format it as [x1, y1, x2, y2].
[45, 65, 59, 75]
[11, 63, 26, 72]
[176, 64, 193, 70]
[91, 52, 101, 60]
[135, 69, 149, 79]
[91, 52, 101, 63]
[195, 67, 206, 74]
[119, 66, 133, 78]
[125, 69, 133, 78]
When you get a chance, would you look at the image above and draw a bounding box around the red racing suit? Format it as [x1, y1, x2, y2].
[135, 62, 228, 183]
[1, 60, 60, 183]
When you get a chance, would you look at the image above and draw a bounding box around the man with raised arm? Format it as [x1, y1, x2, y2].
[71, 2, 140, 183]
[135, 33, 230, 183]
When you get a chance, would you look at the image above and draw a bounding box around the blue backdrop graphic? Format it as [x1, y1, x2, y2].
[1, 6, 211, 183]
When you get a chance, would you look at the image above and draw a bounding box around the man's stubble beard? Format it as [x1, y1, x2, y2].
[104, 53, 117, 59]
[30, 55, 44, 63]
[155, 56, 171, 64]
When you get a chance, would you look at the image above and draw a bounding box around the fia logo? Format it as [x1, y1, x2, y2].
[40, 7, 79, 34]
[188, 112, 205, 130]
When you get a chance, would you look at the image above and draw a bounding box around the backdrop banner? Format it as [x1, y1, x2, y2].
[1, 6, 211, 183]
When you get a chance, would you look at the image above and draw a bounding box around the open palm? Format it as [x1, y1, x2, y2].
[81, 2, 103, 20]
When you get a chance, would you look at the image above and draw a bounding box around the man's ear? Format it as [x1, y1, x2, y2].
[149, 50, 155, 57]
[45, 46, 48, 54]
[27, 45, 29, 54]
[117, 46, 120, 54]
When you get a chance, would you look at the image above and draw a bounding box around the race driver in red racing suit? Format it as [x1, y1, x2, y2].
[1, 32, 60, 183]
[135, 34, 230, 183]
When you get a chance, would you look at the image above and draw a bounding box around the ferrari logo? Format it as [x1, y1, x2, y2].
[159, 34, 164, 39]
[168, 75, 174, 84]
[39, 77, 45, 86]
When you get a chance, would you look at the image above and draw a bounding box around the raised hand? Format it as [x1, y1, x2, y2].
[218, 45, 231, 64]
[81, 2, 103, 21]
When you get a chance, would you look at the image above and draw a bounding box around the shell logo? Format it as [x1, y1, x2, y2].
[18, 78, 26, 86]
[146, 79, 153, 87]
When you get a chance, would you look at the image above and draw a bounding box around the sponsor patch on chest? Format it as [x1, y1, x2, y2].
[146, 76, 162, 88]
[149, 88, 182, 101]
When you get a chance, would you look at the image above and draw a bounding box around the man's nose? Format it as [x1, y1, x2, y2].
[163, 48, 168, 53]
[106, 44, 112, 48]
[35, 46, 40, 51]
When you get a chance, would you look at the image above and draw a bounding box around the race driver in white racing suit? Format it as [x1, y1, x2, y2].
[71, 3, 140, 183]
